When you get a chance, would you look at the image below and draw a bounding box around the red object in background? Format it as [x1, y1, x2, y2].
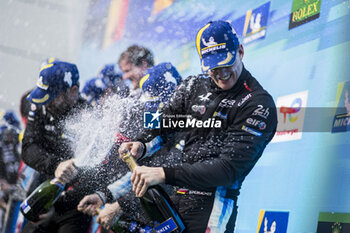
[115, 133, 130, 144]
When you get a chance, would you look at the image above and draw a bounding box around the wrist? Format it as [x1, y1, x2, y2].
[95, 191, 106, 205]
[137, 141, 146, 160]
[159, 167, 166, 183]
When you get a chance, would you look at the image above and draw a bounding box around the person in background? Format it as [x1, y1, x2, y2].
[97, 64, 129, 99]
[0, 110, 21, 200]
[77, 62, 182, 231]
[118, 45, 154, 96]
[119, 20, 278, 232]
[82, 64, 129, 106]
[21, 61, 110, 233]
[0, 110, 21, 232]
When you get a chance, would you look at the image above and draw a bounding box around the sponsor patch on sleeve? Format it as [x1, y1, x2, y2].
[241, 125, 262, 136]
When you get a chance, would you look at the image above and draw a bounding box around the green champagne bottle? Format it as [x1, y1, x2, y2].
[96, 208, 154, 233]
[121, 150, 185, 233]
[20, 178, 65, 221]
[111, 216, 154, 233]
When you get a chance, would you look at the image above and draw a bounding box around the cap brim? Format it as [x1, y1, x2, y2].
[201, 50, 236, 73]
[27, 88, 53, 105]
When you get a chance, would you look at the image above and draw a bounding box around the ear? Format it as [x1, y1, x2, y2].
[141, 60, 150, 71]
[67, 85, 79, 100]
[238, 44, 244, 60]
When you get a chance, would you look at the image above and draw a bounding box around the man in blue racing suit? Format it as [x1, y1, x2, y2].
[119, 20, 278, 232]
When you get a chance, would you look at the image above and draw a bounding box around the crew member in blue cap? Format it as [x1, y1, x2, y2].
[21, 61, 111, 233]
[77, 62, 183, 231]
[82, 77, 109, 106]
[119, 20, 277, 232]
[0, 110, 21, 190]
[97, 64, 129, 99]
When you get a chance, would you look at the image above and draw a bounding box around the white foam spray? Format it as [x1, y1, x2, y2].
[64, 95, 137, 168]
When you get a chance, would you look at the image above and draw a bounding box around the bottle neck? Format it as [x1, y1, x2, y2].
[120, 150, 138, 171]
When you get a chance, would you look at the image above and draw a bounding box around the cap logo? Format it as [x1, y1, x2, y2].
[201, 43, 226, 56]
[37, 76, 49, 90]
[0, 111, 5, 121]
[202, 37, 217, 47]
[139, 74, 150, 90]
[196, 23, 211, 59]
[164, 71, 177, 85]
[64, 72, 72, 87]
[39, 63, 53, 72]
[201, 60, 210, 72]
[32, 94, 50, 104]
[218, 52, 233, 65]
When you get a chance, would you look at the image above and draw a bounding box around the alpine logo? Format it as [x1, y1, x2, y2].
[198, 93, 212, 102]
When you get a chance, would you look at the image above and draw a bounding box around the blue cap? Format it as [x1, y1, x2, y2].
[0, 110, 20, 133]
[40, 57, 60, 69]
[82, 77, 108, 103]
[140, 62, 182, 103]
[27, 61, 79, 105]
[97, 64, 123, 88]
[196, 20, 240, 73]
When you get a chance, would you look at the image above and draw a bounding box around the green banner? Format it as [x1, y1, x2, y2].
[316, 212, 350, 233]
[289, 0, 321, 29]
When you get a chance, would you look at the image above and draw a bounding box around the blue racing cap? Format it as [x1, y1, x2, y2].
[0, 110, 20, 133]
[140, 62, 182, 103]
[27, 61, 79, 105]
[82, 77, 108, 104]
[40, 57, 60, 69]
[97, 64, 123, 88]
[196, 20, 240, 73]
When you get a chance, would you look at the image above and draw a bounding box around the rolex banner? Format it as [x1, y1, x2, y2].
[316, 212, 350, 233]
[289, 0, 321, 30]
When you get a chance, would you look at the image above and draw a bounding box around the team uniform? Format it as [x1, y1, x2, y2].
[21, 97, 111, 233]
[140, 67, 277, 232]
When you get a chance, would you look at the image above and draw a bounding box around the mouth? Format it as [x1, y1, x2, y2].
[218, 74, 231, 81]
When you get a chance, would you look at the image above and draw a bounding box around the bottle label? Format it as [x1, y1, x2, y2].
[20, 200, 31, 214]
[154, 218, 178, 233]
[50, 178, 65, 189]
[142, 225, 154, 233]
[129, 222, 138, 232]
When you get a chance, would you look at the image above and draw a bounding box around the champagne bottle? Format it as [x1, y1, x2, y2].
[96, 207, 154, 233]
[20, 177, 65, 221]
[121, 150, 185, 233]
[112, 217, 154, 233]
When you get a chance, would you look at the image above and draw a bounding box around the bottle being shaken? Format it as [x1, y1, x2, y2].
[19, 177, 65, 222]
[96, 208, 154, 233]
[120, 150, 185, 233]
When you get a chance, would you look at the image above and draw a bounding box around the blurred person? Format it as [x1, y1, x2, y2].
[81, 77, 109, 106]
[21, 61, 111, 233]
[0, 110, 21, 187]
[81, 65, 129, 106]
[119, 20, 277, 232]
[77, 62, 182, 231]
[97, 64, 129, 99]
[0, 110, 21, 232]
[118, 45, 154, 94]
